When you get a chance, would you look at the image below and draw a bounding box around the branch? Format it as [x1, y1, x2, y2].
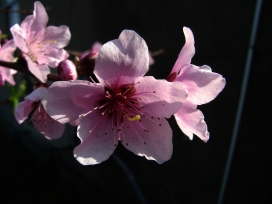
[0, 60, 32, 76]
[66, 49, 82, 57]
[150, 49, 164, 57]
[0, 60, 63, 82]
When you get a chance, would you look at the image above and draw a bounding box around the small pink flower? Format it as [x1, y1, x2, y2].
[77, 42, 102, 75]
[15, 87, 65, 139]
[58, 59, 78, 80]
[167, 27, 226, 142]
[10, 1, 71, 83]
[80, 42, 102, 60]
[0, 31, 17, 86]
[43, 30, 187, 165]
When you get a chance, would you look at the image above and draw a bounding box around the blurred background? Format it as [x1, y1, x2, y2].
[0, 0, 271, 203]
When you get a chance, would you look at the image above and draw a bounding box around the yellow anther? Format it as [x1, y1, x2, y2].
[40, 39, 56, 45]
[128, 115, 141, 121]
[35, 39, 56, 48]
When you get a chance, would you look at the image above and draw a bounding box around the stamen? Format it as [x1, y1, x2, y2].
[128, 115, 140, 121]
[82, 109, 94, 117]
[104, 80, 113, 88]
[35, 39, 56, 48]
[89, 76, 96, 83]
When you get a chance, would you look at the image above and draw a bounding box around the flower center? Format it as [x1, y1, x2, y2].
[26, 39, 57, 63]
[99, 83, 142, 122]
[27, 52, 37, 63]
[81, 81, 162, 146]
[30, 102, 54, 126]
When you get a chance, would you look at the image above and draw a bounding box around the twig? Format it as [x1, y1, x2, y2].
[0, 60, 63, 82]
[150, 49, 164, 57]
[66, 50, 82, 57]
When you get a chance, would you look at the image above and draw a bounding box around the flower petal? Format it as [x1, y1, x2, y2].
[171, 27, 195, 74]
[10, 24, 29, 53]
[0, 39, 17, 85]
[14, 87, 47, 123]
[31, 1, 48, 34]
[14, 100, 33, 123]
[121, 116, 173, 164]
[94, 30, 149, 85]
[4, 72, 16, 85]
[0, 39, 16, 60]
[175, 65, 226, 105]
[42, 25, 71, 49]
[174, 100, 209, 142]
[74, 110, 117, 165]
[32, 104, 65, 140]
[21, 15, 35, 39]
[0, 67, 16, 86]
[91, 41, 102, 53]
[35, 48, 69, 68]
[0, 73, 4, 86]
[23, 54, 50, 83]
[25, 86, 47, 101]
[42, 80, 104, 124]
[134, 76, 188, 118]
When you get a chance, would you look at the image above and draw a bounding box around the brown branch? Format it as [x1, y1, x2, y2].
[66, 49, 83, 57]
[150, 49, 164, 57]
[0, 60, 63, 82]
[0, 60, 32, 76]
[47, 73, 62, 81]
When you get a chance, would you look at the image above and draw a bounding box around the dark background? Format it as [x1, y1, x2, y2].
[0, 0, 271, 203]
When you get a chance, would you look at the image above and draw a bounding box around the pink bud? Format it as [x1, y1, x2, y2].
[58, 60, 78, 80]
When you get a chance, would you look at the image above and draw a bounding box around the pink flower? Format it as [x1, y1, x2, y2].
[10, 1, 71, 83]
[58, 59, 78, 80]
[77, 42, 102, 75]
[167, 27, 226, 142]
[0, 31, 17, 86]
[15, 87, 65, 139]
[42, 30, 187, 165]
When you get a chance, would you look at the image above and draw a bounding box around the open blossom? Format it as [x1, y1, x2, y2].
[167, 27, 226, 142]
[15, 87, 65, 139]
[10, 1, 71, 83]
[0, 31, 17, 86]
[42, 30, 187, 165]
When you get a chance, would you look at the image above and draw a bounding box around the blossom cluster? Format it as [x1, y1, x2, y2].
[1, 1, 225, 165]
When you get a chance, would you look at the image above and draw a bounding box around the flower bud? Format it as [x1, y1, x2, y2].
[76, 52, 98, 75]
[166, 72, 177, 82]
[58, 60, 78, 80]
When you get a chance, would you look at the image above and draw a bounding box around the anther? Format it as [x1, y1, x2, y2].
[128, 115, 141, 121]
